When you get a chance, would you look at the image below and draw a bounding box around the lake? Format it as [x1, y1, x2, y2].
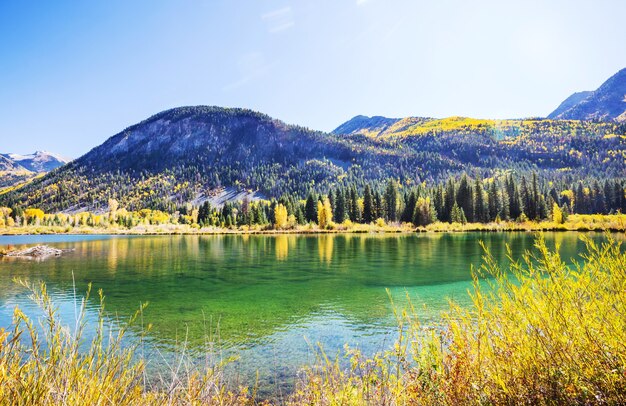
[0, 232, 617, 397]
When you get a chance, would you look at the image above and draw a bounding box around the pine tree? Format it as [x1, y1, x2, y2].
[401, 191, 417, 223]
[487, 181, 500, 221]
[384, 180, 398, 222]
[530, 172, 540, 220]
[349, 187, 359, 222]
[433, 185, 445, 222]
[333, 188, 346, 223]
[305, 193, 317, 223]
[575, 183, 587, 214]
[456, 174, 474, 222]
[443, 179, 456, 223]
[374, 190, 383, 220]
[363, 185, 374, 223]
[520, 176, 533, 219]
[474, 177, 489, 223]
[592, 181, 606, 214]
[508, 176, 523, 220]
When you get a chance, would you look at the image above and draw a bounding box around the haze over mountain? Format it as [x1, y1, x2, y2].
[548, 68, 626, 121]
[1, 105, 624, 213]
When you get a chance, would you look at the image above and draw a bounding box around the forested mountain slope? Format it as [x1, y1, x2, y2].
[1, 106, 624, 213]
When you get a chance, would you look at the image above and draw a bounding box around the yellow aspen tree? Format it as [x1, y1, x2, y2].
[552, 203, 564, 224]
[317, 198, 332, 229]
[274, 203, 288, 229]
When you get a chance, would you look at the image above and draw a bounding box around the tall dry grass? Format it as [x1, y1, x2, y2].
[0, 281, 255, 405]
[290, 234, 626, 405]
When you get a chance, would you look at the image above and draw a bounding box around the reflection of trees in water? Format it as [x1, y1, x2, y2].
[275, 235, 289, 261]
[318, 235, 334, 263]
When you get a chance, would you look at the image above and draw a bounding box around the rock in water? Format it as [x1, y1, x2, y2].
[4, 245, 73, 259]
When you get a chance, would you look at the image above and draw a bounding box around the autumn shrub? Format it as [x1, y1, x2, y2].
[290, 235, 626, 405]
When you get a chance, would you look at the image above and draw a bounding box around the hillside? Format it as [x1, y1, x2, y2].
[0, 106, 624, 213]
[332, 115, 403, 137]
[548, 68, 626, 121]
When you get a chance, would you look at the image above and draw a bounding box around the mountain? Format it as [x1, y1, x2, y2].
[548, 68, 626, 121]
[1, 106, 624, 213]
[3, 151, 68, 173]
[0, 151, 68, 190]
[0, 155, 26, 172]
[0, 155, 31, 190]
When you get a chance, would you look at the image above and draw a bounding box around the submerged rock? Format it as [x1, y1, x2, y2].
[4, 245, 74, 259]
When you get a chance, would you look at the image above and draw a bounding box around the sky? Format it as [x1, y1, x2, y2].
[1, 0, 625, 158]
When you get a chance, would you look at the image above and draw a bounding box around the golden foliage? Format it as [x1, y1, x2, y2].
[274, 203, 288, 229]
[291, 235, 626, 405]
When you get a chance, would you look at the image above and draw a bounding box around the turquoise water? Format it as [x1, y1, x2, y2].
[0, 232, 616, 396]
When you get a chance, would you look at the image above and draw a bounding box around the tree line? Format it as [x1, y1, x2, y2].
[2, 172, 622, 229]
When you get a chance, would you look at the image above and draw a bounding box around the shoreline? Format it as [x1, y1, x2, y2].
[1, 217, 624, 237]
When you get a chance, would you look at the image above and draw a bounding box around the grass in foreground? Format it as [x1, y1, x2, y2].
[1, 235, 625, 405]
[290, 234, 626, 405]
[0, 282, 255, 405]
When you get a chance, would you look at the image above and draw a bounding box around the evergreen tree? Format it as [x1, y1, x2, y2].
[304, 193, 317, 223]
[384, 180, 398, 222]
[333, 188, 346, 223]
[443, 179, 456, 223]
[363, 185, 374, 223]
[520, 176, 532, 219]
[374, 190, 383, 220]
[401, 191, 417, 223]
[487, 181, 500, 221]
[592, 181, 606, 214]
[530, 172, 540, 220]
[433, 185, 445, 222]
[575, 183, 587, 214]
[349, 187, 359, 222]
[456, 174, 474, 222]
[474, 177, 489, 223]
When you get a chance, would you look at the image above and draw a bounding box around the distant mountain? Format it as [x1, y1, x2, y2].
[0, 151, 68, 189]
[1, 106, 624, 213]
[3, 151, 69, 173]
[0, 155, 26, 173]
[548, 68, 626, 121]
[0, 155, 31, 190]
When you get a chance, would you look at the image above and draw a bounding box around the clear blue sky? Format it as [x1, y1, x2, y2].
[2, 0, 625, 158]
